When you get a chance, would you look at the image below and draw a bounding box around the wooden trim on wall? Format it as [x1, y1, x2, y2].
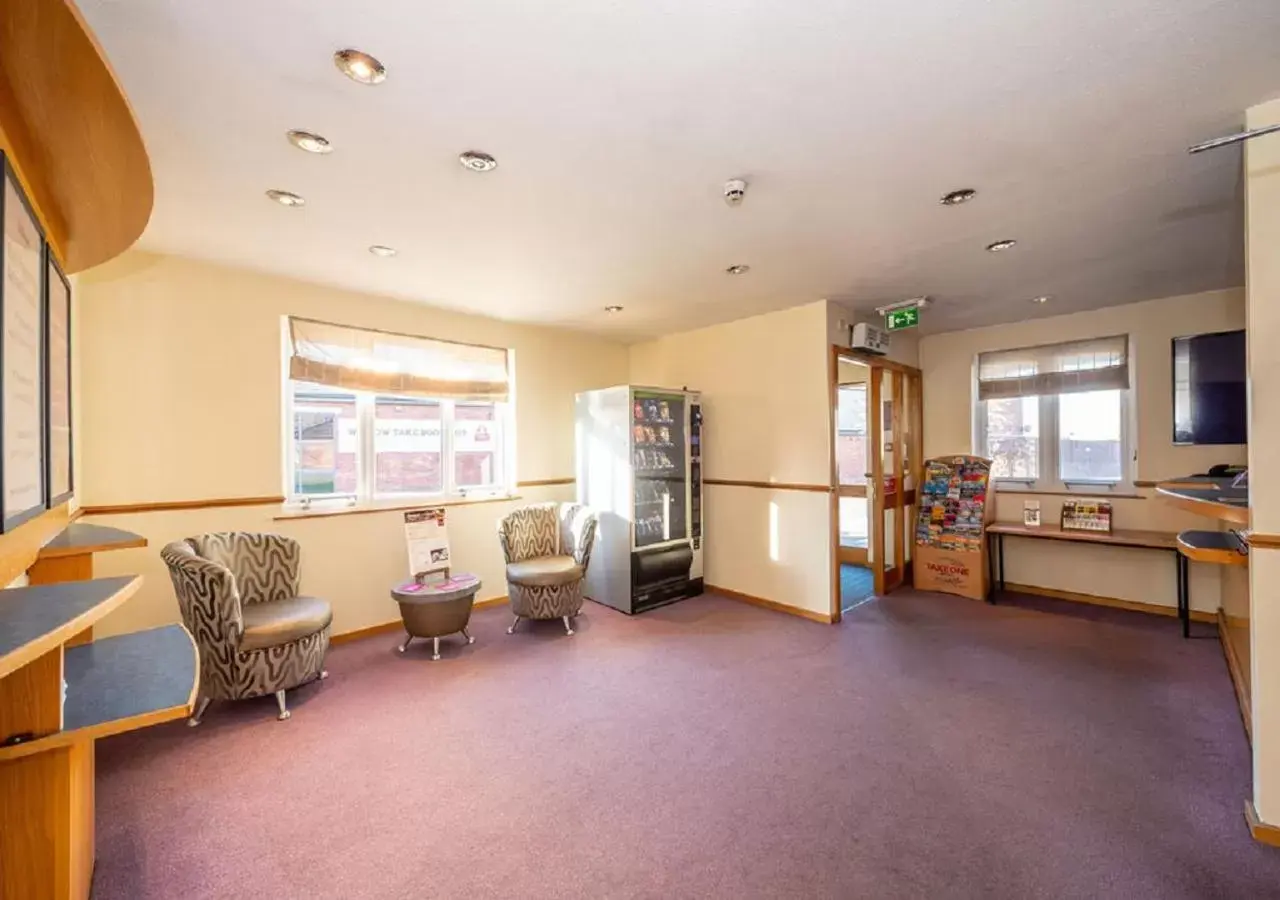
[516, 478, 575, 488]
[1245, 801, 1280, 849]
[1248, 532, 1280, 550]
[708, 584, 834, 624]
[830, 345, 923, 377]
[702, 479, 831, 493]
[1217, 609, 1252, 743]
[275, 494, 519, 522]
[80, 496, 285, 516]
[1001, 581, 1216, 623]
[331, 596, 509, 645]
[828, 345, 842, 623]
[1134, 480, 1158, 488]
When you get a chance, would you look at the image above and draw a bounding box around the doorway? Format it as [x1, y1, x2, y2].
[829, 347, 924, 621]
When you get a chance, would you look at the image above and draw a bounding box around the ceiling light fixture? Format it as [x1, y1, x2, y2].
[1030, 295, 1051, 304]
[986, 239, 1017, 252]
[369, 245, 397, 258]
[604, 305, 623, 313]
[726, 264, 750, 275]
[940, 188, 976, 206]
[458, 151, 498, 172]
[333, 48, 387, 85]
[287, 130, 333, 154]
[265, 189, 305, 207]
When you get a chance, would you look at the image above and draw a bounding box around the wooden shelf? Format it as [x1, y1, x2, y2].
[1177, 530, 1249, 566]
[1156, 480, 1249, 525]
[987, 521, 1177, 550]
[0, 576, 141, 679]
[0, 625, 197, 763]
[36, 523, 146, 559]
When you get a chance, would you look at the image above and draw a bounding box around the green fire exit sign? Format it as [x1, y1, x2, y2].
[885, 307, 920, 331]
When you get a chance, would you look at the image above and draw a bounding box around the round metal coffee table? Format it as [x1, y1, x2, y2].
[391, 573, 481, 660]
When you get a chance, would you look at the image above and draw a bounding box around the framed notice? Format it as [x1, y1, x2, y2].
[404, 507, 450, 581]
[46, 248, 72, 506]
[0, 152, 47, 532]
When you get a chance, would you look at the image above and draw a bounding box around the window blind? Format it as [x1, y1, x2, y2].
[977, 335, 1129, 401]
[287, 317, 510, 401]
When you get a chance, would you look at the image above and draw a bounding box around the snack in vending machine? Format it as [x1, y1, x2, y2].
[634, 401, 644, 419]
[658, 401, 670, 421]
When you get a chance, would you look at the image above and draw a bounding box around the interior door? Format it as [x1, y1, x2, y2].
[869, 363, 923, 596]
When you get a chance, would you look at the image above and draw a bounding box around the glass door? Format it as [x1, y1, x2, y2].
[632, 391, 687, 548]
[869, 365, 922, 596]
[836, 378, 870, 567]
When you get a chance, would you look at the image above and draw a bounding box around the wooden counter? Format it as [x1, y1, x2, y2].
[987, 521, 1177, 550]
[1155, 477, 1249, 525]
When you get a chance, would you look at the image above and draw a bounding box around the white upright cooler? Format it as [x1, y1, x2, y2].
[575, 386, 703, 613]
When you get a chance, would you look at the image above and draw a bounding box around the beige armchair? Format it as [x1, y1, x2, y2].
[161, 532, 332, 724]
[498, 503, 597, 635]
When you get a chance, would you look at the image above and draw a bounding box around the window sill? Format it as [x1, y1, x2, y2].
[992, 485, 1145, 500]
[273, 493, 521, 522]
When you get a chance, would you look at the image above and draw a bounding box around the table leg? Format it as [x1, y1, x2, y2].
[432, 636, 441, 661]
[461, 626, 475, 645]
[1178, 553, 1190, 639]
[986, 532, 996, 604]
[398, 634, 413, 654]
[998, 533, 1006, 592]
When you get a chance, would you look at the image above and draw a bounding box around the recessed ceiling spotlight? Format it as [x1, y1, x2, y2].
[458, 151, 498, 172]
[604, 305, 624, 313]
[940, 188, 976, 206]
[287, 130, 333, 154]
[1030, 295, 1051, 304]
[726, 264, 751, 275]
[265, 189, 305, 207]
[334, 49, 386, 84]
[369, 245, 397, 258]
[986, 239, 1017, 252]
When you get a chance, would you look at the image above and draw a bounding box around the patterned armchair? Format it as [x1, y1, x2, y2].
[161, 532, 332, 724]
[498, 503, 598, 635]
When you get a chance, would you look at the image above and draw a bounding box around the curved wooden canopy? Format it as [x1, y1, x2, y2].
[0, 0, 152, 272]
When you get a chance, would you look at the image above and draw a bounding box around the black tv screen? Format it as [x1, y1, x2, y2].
[1172, 329, 1246, 445]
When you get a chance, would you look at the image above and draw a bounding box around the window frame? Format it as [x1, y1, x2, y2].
[974, 388, 1133, 494]
[284, 382, 514, 508]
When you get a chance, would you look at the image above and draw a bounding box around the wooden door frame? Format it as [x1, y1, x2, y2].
[828, 345, 924, 622]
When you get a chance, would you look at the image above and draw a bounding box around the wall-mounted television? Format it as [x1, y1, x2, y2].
[1172, 329, 1246, 445]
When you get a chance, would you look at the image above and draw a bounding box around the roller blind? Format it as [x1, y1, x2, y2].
[287, 317, 510, 401]
[977, 335, 1129, 401]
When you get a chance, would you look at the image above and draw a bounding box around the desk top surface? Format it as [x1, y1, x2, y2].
[37, 523, 147, 559]
[988, 521, 1177, 549]
[1156, 476, 1249, 525]
[0, 576, 142, 679]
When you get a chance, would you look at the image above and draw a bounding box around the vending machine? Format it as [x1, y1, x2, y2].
[575, 386, 703, 614]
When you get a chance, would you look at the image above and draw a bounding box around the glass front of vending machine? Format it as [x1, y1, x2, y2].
[631, 391, 688, 548]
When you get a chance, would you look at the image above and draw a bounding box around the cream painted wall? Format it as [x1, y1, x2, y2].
[78, 251, 629, 636]
[918, 288, 1247, 614]
[1245, 97, 1280, 825]
[630, 301, 832, 616]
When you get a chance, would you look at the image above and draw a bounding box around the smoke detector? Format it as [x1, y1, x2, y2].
[724, 178, 748, 207]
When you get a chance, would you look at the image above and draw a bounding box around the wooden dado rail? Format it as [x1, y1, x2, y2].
[78, 479, 578, 517]
[703, 479, 832, 493]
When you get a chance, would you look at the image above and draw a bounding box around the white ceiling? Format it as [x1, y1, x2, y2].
[82, 0, 1280, 341]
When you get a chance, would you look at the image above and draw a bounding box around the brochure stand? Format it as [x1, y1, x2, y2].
[913, 455, 993, 601]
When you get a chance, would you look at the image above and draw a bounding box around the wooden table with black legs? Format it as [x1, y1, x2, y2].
[984, 522, 1190, 635]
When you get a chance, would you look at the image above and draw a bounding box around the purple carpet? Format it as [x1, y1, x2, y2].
[92, 590, 1279, 898]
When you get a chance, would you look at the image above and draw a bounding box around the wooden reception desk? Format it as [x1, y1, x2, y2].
[1156, 476, 1252, 737]
[0, 527, 197, 900]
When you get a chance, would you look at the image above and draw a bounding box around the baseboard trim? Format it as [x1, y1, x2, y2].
[1245, 801, 1280, 848]
[707, 584, 834, 624]
[1218, 609, 1252, 743]
[1002, 582, 1215, 623]
[330, 595, 509, 645]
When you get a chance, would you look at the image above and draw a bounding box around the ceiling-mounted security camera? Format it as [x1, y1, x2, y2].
[724, 178, 748, 207]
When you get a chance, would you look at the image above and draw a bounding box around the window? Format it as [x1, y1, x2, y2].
[836, 383, 868, 485]
[284, 317, 512, 505]
[975, 336, 1131, 491]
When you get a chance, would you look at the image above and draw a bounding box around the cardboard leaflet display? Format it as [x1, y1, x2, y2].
[913, 455, 993, 601]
